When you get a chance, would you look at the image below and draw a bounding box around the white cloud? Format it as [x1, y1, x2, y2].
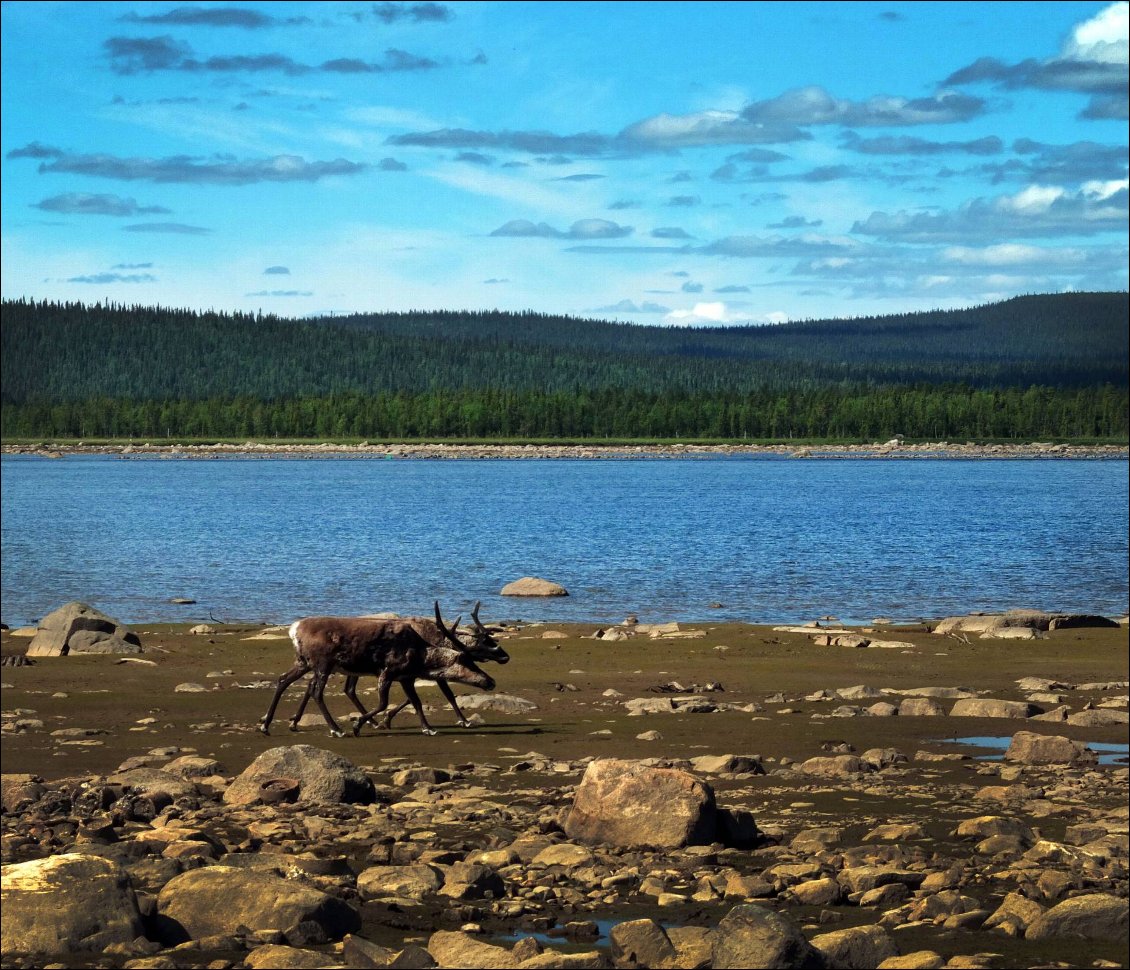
[1064, 1, 1128, 64]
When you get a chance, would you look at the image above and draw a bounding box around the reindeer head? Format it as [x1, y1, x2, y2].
[433, 646, 496, 691]
[464, 601, 510, 665]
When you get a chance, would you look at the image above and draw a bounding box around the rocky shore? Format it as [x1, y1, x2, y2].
[3, 440, 1128, 461]
[2, 613, 1127, 968]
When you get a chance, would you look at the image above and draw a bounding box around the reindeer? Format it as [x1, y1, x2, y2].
[287, 601, 513, 728]
[286, 602, 509, 732]
[259, 602, 495, 738]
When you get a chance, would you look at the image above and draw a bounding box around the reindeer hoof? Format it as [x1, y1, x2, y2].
[329, 729, 345, 738]
[421, 728, 438, 736]
[458, 720, 471, 728]
[287, 723, 299, 733]
[259, 725, 271, 736]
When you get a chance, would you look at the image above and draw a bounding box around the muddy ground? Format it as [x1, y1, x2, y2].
[2, 617, 1128, 968]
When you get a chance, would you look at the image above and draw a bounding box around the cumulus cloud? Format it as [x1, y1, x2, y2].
[11, 145, 366, 185]
[852, 180, 1129, 241]
[651, 227, 694, 239]
[365, 3, 453, 23]
[767, 215, 824, 229]
[740, 85, 985, 127]
[264, 266, 291, 275]
[619, 110, 811, 148]
[697, 234, 861, 258]
[105, 36, 442, 75]
[944, 2, 1129, 118]
[489, 218, 632, 239]
[665, 301, 738, 324]
[390, 128, 612, 156]
[33, 193, 171, 216]
[842, 133, 1004, 155]
[593, 299, 670, 314]
[119, 7, 310, 28]
[377, 157, 408, 171]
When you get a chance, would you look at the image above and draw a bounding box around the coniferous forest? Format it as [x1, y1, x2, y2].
[1, 292, 1126, 441]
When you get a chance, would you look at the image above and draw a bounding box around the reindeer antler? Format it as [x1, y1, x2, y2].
[433, 600, 464, 649]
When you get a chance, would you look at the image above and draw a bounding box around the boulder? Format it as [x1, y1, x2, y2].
[245, 944, 344, 968]
[796, 755, 869, 777]
[1, 774, 46, 813]
[427, 930, 520, 969]
[608, 918, 677, 968]
[810, 925, 897, 969]
[897, 697, 947, 716]
[564, 758, 720, 848]
[156, 867, 359, 944]
[26, 602, 141, 657]
[1, 853, 144, 956]
[500, 577, 569, 597]
[458, 692, 539, 714]
[1003, 731, 1098, 765]
[1025, 892, 1128, 943]
[223, 745, 375, 806]
[711, 904, 825, 969]
[357, 864, 443, 901]
[1065, 708, 1130, 727]
[689, 753, 764, 775]
[949, 699, 1038, 718]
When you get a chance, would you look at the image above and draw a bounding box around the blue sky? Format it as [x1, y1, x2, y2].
[2, 1, 1127, 324]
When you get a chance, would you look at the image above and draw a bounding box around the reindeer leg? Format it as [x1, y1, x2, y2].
[309, 669, 345, 738]
[436, 679, 471, 727]
[260, 663, 310, 735]
[287, 676, 316, 731]
[353, 672, 394, 736]
[401, 680, 438, 736]
[377, 697, 411, 730]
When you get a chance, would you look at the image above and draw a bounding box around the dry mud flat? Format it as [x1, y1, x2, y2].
[2, 616, 1128, 969]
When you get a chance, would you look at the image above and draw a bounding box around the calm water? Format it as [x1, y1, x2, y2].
[1, 456, 1127, 627]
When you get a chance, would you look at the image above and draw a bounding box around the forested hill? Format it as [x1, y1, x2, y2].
[1, 292, 1127, 440]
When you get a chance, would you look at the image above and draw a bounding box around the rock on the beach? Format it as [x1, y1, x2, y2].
[357, 864, 444, 901]
[711, 904, 824, 969]
[223, 745, 376, 806]
[26, 601, 141, 656]
[1025, 893, 1128, 942]
[0, 774, 46, 813]
[156, 867, 359, 944]
[500, 577, 569, 597]
[810, 924, 898, 969]
[457, 692, 539, 714]
[949, 698, 1039, 718]
[1, 853, 145, 956]
[609, 918, 677, 967]
[1003, 730, 1098, 765]
[564, 758, 719, 849]
[796, 754, 870, 777]
[427, 930, 520, 969]
[245, 944, 344, 968]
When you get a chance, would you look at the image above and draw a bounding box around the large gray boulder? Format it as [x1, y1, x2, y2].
[26, 601, 141, 656]
[223, 745, 376, 806]
[1003, 731, 1098, 765]
[500, 577, 569, 597]
[949, 699, 1039, 719]
[1, 854, 145, 957]
[810, 925, 897, 969]
[711, 904, 825, 969]
[564, 758, 719, 849]
[1025, 893, 1128, 942]
[156, 867, 359, 944]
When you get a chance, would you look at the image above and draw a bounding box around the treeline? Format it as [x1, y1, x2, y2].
[2, 293, 1128, 407]
[4, 385, 1125, 441]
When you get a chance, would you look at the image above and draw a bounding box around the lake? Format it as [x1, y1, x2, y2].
[1, 455, 1127, 627]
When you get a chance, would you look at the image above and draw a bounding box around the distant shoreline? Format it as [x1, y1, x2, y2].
[3, 440, 1128, 460]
